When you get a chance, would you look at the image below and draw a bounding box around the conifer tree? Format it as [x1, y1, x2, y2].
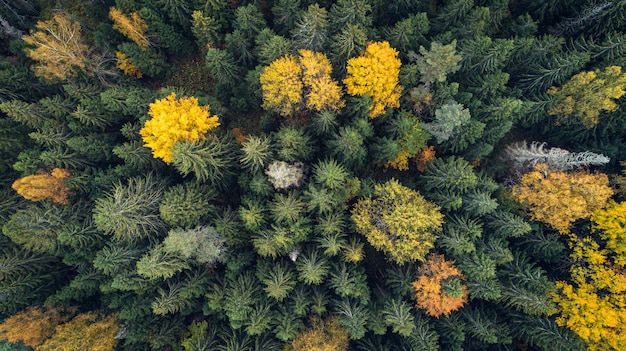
[12, 168, 71, 204]
[292, 4, 328, 52]
[109, 7, 150, 50]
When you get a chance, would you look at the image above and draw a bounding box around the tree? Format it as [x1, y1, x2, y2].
[512, 164, 613, 233]
[344, 41, 402, 118]
[503, 141, 610, 172]
[0, 306, 69, 348]
[351, 179, 443, 264]
[592, 201, 626, 267]
[139, 92, 220, 163]
[38, 312, 119, 351]
[240, 135, 273, 173]
[109, 7, 150, 50]
[412, 254, 468, 317]
[292, 4, 328, 51]
[162, 225, 226, 264]
[260, 50, 344, 116]
[291, 316, 349, 351]
[547, 65, 626, 127]
[171, 136, 236, 187]
[11, 168, 71, 204]
[159, 182, 216, 228]
[422, 100, 471, 144]
[115, 51, 143, 78]
[412, 40, 462, 84]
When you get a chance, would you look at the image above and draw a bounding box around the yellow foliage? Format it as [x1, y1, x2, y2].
[412, 254, 468, 317]
[592, 201, 626, 267]
[344, 41, 403, 118]
[548, 66, 626, 128]
[109, 7, 150, 50]
[38, 312, 120, 351]
[511, 164, 613, 233]
[351, 179, 443, 264]
[260, 50, 344, 117]
[386, 149, 411, 171]
[22, 13, 90, 81]
[12, 168, 71, 204]
[139, 92, 220, 163]
[291, 316, 349, 351]
[115, 51, 143, 78]
[552, 235, 626, 351]
[0, 307, 70, 348]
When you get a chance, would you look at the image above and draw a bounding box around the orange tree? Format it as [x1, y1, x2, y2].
[0, 307, 70, 348]
[139, 92, 220, 163]
[109, 7, 150, 50]
[38, 312, 119, 351]
[412, 254, 468, 317]
[351, 179, 443, 265]
[343, 41, 402, 118]
[260, 49, 344, 116]
[12, 168, 71, 204]
[511, 164, 613, 233]
[291, 316, 349, 351]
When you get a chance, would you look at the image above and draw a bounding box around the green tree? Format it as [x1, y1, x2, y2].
[159, 182, 216, 228]
[292, 4, 328, 51]
[171, 136, 237, 187]
[413, 40, 462, 84]
[163, 225, 226, 264]
[351, 179, 443, 265]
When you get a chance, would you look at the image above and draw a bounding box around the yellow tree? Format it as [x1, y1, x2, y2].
[351, 179, 443, 265]
[344, 41, 402, 118]
[38, 312, 120, 351]
[115, 51, 143, 78]
[412, 254, 468, 317]
[592, 201, 626, 267]
[511, 164, 613, 233]
[109, 7, 150, 50]
[12, 168, 71, 204]
[22, 13, 91, 81]
[139, 92, 220, 163]
[551, 235, 626, 351]
[0, 307, 70, 348]
[291, 316, 349, 351]
[260, 49, 344, 117]
[548, 66, 626, 128]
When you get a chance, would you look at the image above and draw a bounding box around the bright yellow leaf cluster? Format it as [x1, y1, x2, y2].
[291, 316, 349, 351]
[592, 201, 626, 267]
[548, 66, 626, 128]
[109, 7, 150, 50]
[512, 164, 613, 233]
[552, 235, 626, 351]
[344, 41, 402, 118]
[351, 179, 443, 265]
[22, 13, 90, 81]
[412, 254, 468, 317]
[139, 92, 220, 163]
[12, 168, 71, 204]
[0, 307, 70, 348]
[260, 50, 344, 116]
[115, 51, 143, 78]
[38, 312, 119, 351]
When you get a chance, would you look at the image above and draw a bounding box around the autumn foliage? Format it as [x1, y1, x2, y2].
[351, 179, 443, 264]
[0, 307, 70, 348]
[12, 168, 71, 204]
[344, 41, 402, 118]
[140, 92, 220, 163]
[511, 164, 613, 233]
[109, 7, 150, 50]
[291, 316, 349, 351]
[548, 65, 626, 128]
[22, 13, 90, 81]
[260, 50, 344, 116]
[115, 51, 143, 78]
[412, 254, 468, 317]
[38, 312, 120, 351]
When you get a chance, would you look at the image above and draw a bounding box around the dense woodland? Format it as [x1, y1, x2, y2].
[1, 0, 626, 350]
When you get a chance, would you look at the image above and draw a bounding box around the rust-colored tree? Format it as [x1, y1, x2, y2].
[38, 312, 120, 351]
[12, 168, 71, 204]
[412, 254, 468, 317]
[109, 7, 150, 50]
[512, 164, 613, 233]
[291, 316, 349, 351]
[0, 307, 70, 348]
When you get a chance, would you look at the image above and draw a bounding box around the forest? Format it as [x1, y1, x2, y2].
[0, 0, 625, 350]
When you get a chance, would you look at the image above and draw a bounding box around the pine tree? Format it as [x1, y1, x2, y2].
[292, 4, 328, 52]
[136, 243, 190, 280]
[171, 136, 237, 187]
[159, 182, 216, 228]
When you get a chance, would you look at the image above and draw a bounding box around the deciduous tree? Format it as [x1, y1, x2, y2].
[140, 92, 220, 163]
[38, 312, 119, 351]
[344, 41, 402, 118]
[0, 307, 70, 348]
[109, 7, 150, 50]
[512, 164, 613, 233]
[291, 316, 349, 351]
[11, 168, 71, 204]
[412, 254, 468, 317]
[351, 179, 443, 264]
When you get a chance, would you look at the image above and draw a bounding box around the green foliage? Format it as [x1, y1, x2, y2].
[274, 126, 314, 162]
[171, 136, 237, 187]
[413, 40, 462, 84]
[292, 4, 328, 51]
[423, 100, 471, 144]
[422, 156, 478, 194]
[159, 182, 216, 228]
[240, 135, 273, 173]
[162, 225, 226, 264]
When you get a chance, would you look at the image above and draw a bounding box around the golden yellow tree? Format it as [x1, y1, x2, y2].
[511, 164, 613, 233]
[139, 92, 220, 163]
[351, 179, 443, 264]
[22, 13, 91, 81]
[592, 201, 626, 267]
[109, 7, 150, 50]
[260, 50, 344, 117]
[38, 312, 120, 351]
[551, 235, 626, 351]
[12, 168, 71, 204]
[115, 51, 143, 78]
[291, 316, 349, 351]
[344, 41, 402, 118]
[0, 307, 70, 348]
[412, 254, 468, 317]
